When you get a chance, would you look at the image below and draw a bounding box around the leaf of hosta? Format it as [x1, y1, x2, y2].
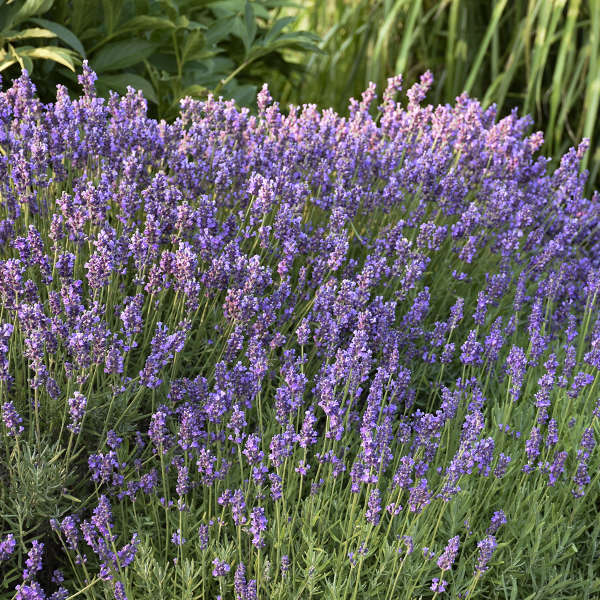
[29, 17, 86, 57]
[96, 73, 158, 103]
[21, 46, 79, 70]
[91, 39, 158, 72]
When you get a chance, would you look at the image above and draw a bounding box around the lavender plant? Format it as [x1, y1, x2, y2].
[0, 64, 599, 599]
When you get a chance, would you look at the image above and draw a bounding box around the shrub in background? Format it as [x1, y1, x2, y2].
[0, 0, 321, 118]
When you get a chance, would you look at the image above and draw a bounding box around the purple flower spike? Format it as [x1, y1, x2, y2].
[212, 558, 231, 577]
[2, 401, 24, 436]
[474, 535, 497, 574]
[67, 392, 87, 434]
[437, 535, 460, 571]
[430, 578, 447, 593]
[0, 533, 16, 560]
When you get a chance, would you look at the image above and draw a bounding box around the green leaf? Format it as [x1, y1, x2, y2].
[205, 16, 237, 45]
[263, 16, 295, 44]
[29, 17, 86, 57]
[118, 15, 177, 33]
[242, 1, 256, 54]
[178, 83, 208, 100]
[208, 0, 246, 14]
[90, 39, 158, 72]
[13, 0, 54, 24]
[96, 72, 158, 103]
[101, 0, 117, 35]
[157, 0, 179, 21]
[0, 57, 18, 72]
[174, 14, 189, 29]
[181, 29, 206, 65]
[61, 494, 81, 503]
[3, 27, 57, 41]
[20, 45, 79, 70]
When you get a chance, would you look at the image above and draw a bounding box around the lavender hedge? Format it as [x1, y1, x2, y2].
[0, 64, 599, 599]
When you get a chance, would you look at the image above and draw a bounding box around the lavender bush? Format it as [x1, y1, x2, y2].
[0, 64, 599, 599]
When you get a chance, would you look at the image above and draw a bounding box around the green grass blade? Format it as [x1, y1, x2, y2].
[464, 0, 509, 95]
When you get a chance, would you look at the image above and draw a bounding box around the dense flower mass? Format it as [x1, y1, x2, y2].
[0, 64, 598, 599]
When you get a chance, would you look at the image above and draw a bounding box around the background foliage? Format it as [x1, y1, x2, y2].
[271, 0, 600, 193]
[0, 0, 320, 119]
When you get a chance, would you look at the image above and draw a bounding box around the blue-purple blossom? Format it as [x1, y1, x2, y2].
[474, 535, 497, 574]
[2, 401, 24, 436]
[0, 533, 16, 560]
[23, 540, 44, 581]
[487, 510, 507, 534]
[437, 535, 460, 571]
[430, 578, 447, 593]
[212, 558, 231, 577]
[67, 392, 87, 434]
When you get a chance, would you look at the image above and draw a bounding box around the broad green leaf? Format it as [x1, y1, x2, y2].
[175, 15, 189, 29]
[96, 72, 158, 103]
[13, 0, 53, 24]
[205, 15, 237, 45]
[181, 29, 206, 65]
[3, 27, 56, 41]
[0, 2, 23, 34]
[90, 39, 158, 72]
[242, 1, 256, 54]
[263, 16, 295, 44]
[230, 15, 246, 43]
[185, 20, 206, 31]
[178, 84, 208, 100]
[208, 0, 246, 14]
[30, 17, 86, 57]
[157, 0, 178, 20]
[118, 15, 177, 33]
[0, 57, 18, 72]
[21, 45, 79, 70]
[101, 0, 117, 35]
